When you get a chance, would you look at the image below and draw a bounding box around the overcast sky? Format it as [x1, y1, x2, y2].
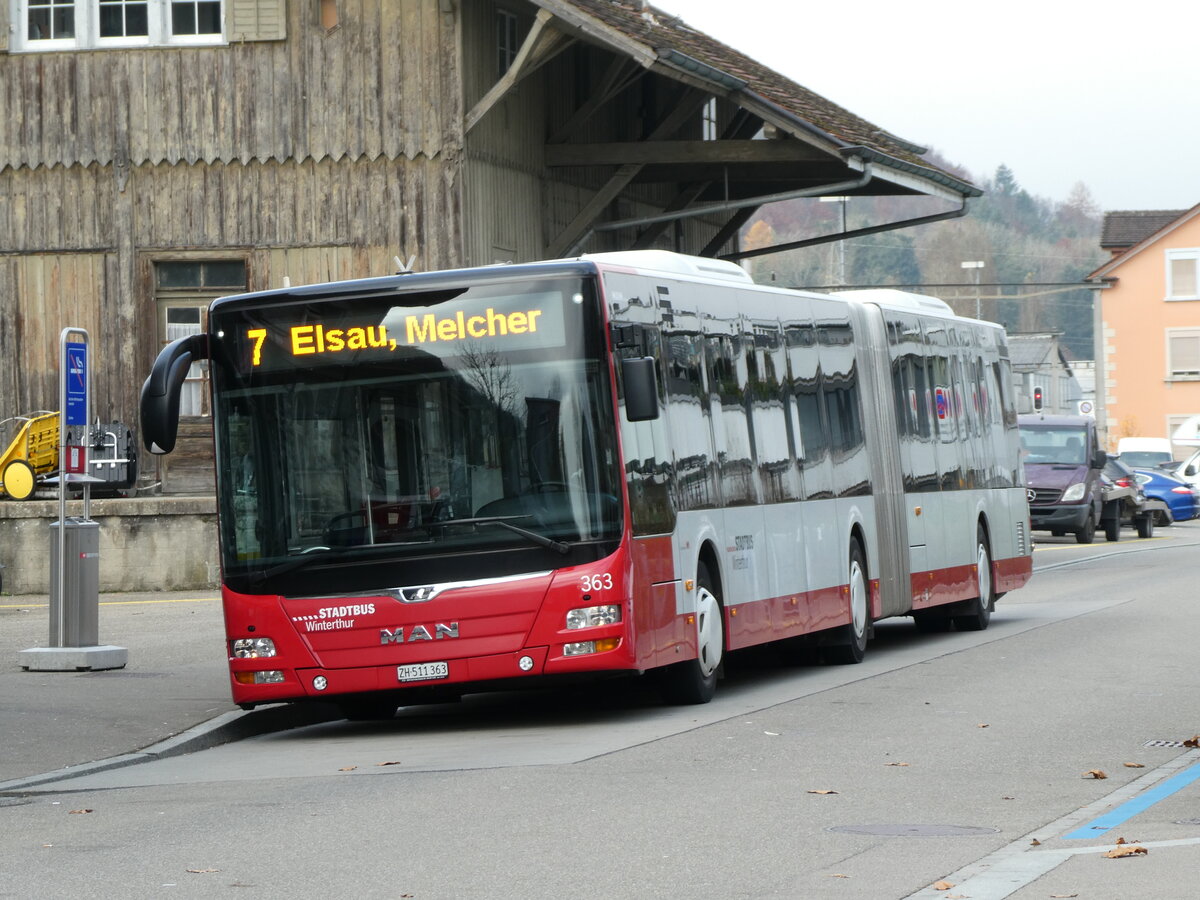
[660, 0, 1198, 212]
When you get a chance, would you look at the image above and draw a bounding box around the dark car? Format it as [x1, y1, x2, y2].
[1134, 468, 1200, 525]
[1019, 414, 1108, 543]
[1100, 456, 1155, 540]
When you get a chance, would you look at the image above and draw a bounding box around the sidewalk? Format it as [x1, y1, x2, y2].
[0, 590, 337, 788]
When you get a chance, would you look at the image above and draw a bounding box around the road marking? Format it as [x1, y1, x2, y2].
[1063, 758, 1200, 838]
[904, 749, 1200, 899]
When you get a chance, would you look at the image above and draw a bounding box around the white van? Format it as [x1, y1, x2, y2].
[1117, 437, 1175, 469]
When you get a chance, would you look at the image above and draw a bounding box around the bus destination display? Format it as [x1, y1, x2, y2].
[232, 289, 568, 372]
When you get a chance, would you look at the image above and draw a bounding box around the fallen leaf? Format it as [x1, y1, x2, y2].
[1103, 844, 1147, 858]
[1030, 838, 1041, 846]
[1184, 735, 1200, 748]
[1123, 762, 1145, 768]
[885, 762, 910, 767]
[825, 873, 850, 878]
[68, 809, 93, 814]
[186, 868, 220, 874]
[932, 880, 954, 891]
[338, 766, 357, 772]
[1002, 795, 1015, 800]
[977, 723, 989, 728]
[807, 789, 839, 795]
[1083, 769, 1107, 779]
[376, 761, 403, 766]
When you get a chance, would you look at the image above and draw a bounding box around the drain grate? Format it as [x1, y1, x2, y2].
[828, 824, 998, 837]
[1144, 740, 1188, 748]
[1175, 818, 1200, 826]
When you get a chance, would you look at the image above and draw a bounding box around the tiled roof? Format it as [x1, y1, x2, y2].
[1100, 210, 1188, 249]
[544, 0, 977, 196]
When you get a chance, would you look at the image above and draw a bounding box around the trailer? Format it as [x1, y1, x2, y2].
[0, 412, 59, 500]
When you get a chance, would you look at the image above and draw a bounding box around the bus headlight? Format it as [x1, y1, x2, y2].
[1061, 482, 1086, 502]
[231, 637, 277, 658]
[566, 605, 622, 629]
[563, 637, 621, 656]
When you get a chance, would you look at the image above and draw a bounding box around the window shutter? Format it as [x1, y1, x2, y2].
[228, 0, 287, 42]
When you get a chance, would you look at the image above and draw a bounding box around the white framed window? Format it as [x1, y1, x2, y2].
[1166, 328, 1200, 379]
[496, 8, 519, 77]
[702, 97, 719, 141]
[13, 0, 224, 51]
[1166, 249, 1200, 301]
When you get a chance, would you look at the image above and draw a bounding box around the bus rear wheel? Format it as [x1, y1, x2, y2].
[826, 541, 868, 664]
[658, 562, 723, 704]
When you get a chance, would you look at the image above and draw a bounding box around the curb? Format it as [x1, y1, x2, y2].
[0, 701, 344, 793]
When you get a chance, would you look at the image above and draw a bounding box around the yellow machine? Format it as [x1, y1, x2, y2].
[0, 412, 59, 500]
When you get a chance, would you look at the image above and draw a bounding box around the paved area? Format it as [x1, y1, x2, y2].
[0, 590, 337, 789]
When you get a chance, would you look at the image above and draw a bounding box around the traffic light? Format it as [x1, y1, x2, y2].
[1032, 385, 1044, 411]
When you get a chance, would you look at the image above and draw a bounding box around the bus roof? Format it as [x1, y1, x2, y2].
[582, 250, 754, 284]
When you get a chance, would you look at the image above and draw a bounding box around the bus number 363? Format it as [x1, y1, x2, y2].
[581, 574, 613, 592]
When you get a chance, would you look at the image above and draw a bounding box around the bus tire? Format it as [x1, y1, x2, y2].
[658, 562, 723, 704]
[953, 526, 994, 632]
[826, 540, 868, 664]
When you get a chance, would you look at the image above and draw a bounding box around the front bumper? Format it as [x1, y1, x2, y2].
[1029, 503, 1091, 531]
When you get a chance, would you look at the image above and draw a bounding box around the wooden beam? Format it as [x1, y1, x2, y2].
[545, 139, 826, 167]
[545, 90, 709, 258]
[465, 10, 574, 134]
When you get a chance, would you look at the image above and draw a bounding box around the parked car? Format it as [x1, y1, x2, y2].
[1116, 436, 1175, 469]
[1134, 467, 1200, 525]
[1100, 456, 1155, 540]
[1019, 414, 1108, 543]
[1167, 447, 1200, 492]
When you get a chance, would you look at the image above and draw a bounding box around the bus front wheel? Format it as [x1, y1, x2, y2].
[658, 562, 723, 704]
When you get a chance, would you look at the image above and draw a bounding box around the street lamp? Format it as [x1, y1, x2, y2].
[821, 196, 850, 286]
[961, 260, 985, 319]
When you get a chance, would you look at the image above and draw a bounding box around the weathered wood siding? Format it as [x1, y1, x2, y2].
[0, 154, 460, 423]
[0, 0, 461, 170]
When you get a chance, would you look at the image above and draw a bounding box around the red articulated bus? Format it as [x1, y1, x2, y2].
[141, 251, 1032, 718]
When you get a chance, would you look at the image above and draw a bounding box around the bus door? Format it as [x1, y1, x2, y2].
[605, 271, 681, 669]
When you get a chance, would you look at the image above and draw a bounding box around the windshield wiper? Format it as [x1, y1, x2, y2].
[430, 515, 571, 555]
[247, 540, 429, 586]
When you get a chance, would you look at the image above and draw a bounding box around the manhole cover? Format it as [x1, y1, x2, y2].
[1144, 740, 1187, 748]
[828, 824, 998, 837]
[0, 797, 32, 808]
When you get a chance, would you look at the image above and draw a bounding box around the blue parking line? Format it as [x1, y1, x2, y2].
[1063, 760, 1200, 839]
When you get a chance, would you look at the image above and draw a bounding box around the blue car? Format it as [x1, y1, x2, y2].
[1134, 468, 1200, 524]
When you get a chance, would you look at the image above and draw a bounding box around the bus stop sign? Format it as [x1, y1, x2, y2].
[65, 341, 88, 426]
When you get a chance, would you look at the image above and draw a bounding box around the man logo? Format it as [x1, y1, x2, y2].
[380, 623, 459, 644]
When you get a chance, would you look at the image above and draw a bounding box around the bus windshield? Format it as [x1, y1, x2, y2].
[209, 275, 622, 594]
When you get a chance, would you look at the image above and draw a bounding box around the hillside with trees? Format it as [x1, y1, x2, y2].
[740, 155, 1105, 360]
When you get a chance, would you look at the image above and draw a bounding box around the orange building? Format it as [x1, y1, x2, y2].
[1088, 206, 1200, 454]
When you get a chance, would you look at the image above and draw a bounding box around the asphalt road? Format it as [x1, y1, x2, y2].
[2, 524, 1199, 899]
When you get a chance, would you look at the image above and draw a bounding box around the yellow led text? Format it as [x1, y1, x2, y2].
[405, 308, 542, 344]
[290, 325, 397, 357]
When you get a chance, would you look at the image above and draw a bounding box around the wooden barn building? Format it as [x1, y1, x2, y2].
[0, 0, 977, 557]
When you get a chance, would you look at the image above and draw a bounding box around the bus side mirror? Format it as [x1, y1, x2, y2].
[140, 334, 209, 454]
[621, 356, 660, 422]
